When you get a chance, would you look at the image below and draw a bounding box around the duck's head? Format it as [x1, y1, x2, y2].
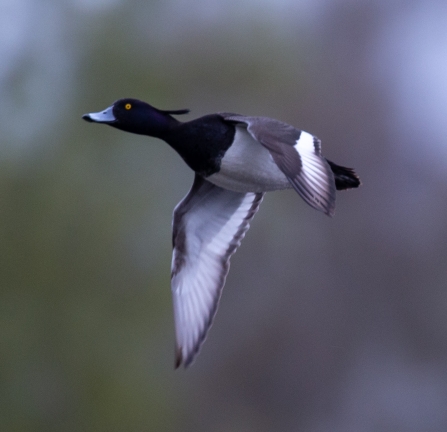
[82, 98, 189, 137]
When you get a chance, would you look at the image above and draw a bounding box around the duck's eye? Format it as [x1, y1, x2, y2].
[125, 103, 132, 110]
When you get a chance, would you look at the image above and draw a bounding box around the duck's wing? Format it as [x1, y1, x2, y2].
[222, 114, 336, 216]
[171, 174, 264, 368]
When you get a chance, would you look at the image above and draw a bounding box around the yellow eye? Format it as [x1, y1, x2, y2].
[125, 103, 132, 110]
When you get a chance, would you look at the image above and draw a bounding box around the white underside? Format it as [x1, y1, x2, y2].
[207, 127, 291, 193]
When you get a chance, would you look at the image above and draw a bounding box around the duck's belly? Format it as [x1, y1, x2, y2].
[207, 127, 291, 193]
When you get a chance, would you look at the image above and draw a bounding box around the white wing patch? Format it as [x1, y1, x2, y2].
[172, 175, 264, 367]
[292, 131, 336, 215]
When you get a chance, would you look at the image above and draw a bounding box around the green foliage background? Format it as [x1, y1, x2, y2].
[2, 1, 447, 431]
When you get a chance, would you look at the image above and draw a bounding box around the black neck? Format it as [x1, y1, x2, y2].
[162, 115, 235, 177]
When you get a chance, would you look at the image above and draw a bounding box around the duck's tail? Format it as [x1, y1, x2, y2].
[326, 159, 361, 191]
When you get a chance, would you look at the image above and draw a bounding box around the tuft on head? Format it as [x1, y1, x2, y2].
[159, 108, 190, 116]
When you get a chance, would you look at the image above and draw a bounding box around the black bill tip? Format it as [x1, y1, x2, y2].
[82, 114, 93, 122]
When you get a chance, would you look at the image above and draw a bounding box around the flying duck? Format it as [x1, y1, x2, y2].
[82, 98, 360, 368]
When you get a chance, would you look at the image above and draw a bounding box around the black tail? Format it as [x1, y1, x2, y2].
[326, 159, 361, 191]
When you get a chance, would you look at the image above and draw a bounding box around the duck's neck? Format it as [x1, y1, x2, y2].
[162, 115, 235, 177]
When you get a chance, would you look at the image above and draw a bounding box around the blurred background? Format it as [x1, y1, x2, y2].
[2, 0, 447, 430]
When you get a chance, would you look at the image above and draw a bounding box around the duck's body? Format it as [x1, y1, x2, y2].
[83, 98, 360, 368]
[207, 121, 292, 193]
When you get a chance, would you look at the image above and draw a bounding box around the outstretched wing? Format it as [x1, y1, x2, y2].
[222, 114, 336, 216]
[171, 174, 264, 368]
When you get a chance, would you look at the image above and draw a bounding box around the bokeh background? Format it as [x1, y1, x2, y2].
[2, 0, 447, 431]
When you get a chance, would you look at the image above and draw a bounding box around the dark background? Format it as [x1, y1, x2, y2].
[2, 1, 447, 431]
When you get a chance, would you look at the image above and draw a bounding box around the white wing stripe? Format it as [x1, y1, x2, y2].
[292, 134, 336, 212]
[295, 131, 316, 152]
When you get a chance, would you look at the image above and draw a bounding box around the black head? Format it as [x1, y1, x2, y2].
[82, 98, 190, 138]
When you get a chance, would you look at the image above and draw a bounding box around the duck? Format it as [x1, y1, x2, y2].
[82, 98, 361, 368]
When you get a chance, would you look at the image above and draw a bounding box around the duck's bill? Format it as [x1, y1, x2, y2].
[82, 106, 116, 123]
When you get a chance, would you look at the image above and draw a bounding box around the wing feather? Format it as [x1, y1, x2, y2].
[222, 114, 336, 215]
[172, 175, 264, 367]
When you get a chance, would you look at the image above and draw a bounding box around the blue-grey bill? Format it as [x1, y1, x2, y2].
[82, 106, 116, 123]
